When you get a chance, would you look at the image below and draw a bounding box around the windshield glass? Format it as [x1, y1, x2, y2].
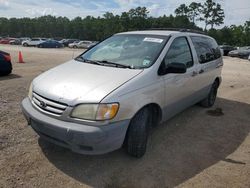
[78, 34, 168, 69]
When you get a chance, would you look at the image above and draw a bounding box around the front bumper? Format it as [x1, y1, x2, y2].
[21, 98, 130, 155]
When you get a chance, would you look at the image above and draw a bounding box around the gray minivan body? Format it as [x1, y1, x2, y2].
[22, 30, 223, 157]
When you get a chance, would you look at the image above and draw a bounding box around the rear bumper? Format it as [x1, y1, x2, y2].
[21, 98, 130, 155]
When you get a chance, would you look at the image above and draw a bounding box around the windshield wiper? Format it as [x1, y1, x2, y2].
[75, 56, 102, 65]
[75, 57, 134, 69]
[98, 60, 134, 69]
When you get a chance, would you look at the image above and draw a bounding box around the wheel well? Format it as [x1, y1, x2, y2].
[145, 103, 162, 126]
[123, 103, 162, 147]
[130, 103, 162, 127]
[214, 77, 221, 86]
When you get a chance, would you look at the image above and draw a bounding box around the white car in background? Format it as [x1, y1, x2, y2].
[22, 38, 46, 47]
[69, 40, 97, 49]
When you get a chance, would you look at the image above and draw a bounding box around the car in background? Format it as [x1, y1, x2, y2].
[22, 38, 46, 47]
[37, 40, 64, 48]
[10, 37, 31, 45]
[228, 46, 250, 59]
[68, 41, 81, 48]
[0, 50, 12, 76]
[219, 45, 236, 56]
[9, 38, 22, 45]
[61, 39, 79, 47]
[0, 38, 15, 44]
[59, 39, 67, 43]
[69, 41, 98, 49]
[248, 54, 250, 61]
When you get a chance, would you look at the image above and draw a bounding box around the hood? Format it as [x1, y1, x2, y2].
[229, 50, 239, 54]
[33, 60, 143, 106]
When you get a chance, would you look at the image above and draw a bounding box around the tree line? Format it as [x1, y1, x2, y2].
[0, 7, 198, 40]
[0, 0, 249, 46]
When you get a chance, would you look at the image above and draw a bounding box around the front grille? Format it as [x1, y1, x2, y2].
[32, 92, 67, 116]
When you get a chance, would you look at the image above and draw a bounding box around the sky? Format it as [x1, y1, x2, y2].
[0, 0, 250, 28]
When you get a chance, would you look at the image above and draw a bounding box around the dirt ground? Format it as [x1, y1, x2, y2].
[0, 44, 250, 188]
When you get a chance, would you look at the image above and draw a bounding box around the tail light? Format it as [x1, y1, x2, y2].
[3, 54, 11, 62]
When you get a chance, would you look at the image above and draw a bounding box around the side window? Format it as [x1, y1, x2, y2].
[191, 36, 221, 64]
[164, 37, 193, 68]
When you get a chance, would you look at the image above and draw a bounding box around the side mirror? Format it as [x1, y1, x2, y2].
[158, 62, 187, 75]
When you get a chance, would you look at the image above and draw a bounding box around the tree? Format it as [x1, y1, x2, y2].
[175, 4, 189, 17]
[201, 0, 225, 30]
[127, 7, 150, 29]
[188, 2, 203, 24]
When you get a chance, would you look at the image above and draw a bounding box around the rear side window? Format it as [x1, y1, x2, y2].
[191, 36, 221, 64]
[164, 37, 193, 68]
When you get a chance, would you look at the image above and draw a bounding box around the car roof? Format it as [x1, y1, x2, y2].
[117, 30, 210, 38]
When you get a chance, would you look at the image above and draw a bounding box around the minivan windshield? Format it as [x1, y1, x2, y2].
[77, 34, 168, 69]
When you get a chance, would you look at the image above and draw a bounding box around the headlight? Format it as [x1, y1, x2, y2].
[28, 83, 33, 99]
[71, 103, 119, 121]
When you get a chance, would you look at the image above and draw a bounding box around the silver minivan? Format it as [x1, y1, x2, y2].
[22, 30, 223, 158]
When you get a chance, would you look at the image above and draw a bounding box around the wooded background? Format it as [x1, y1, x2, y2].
[0, 0, 249, 46]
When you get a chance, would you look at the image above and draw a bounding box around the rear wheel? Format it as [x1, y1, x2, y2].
[23, 43, 28, 47]
[200, 81, 219, 108]
[0, 70, 11, 76]
[126, 108, 151, 158]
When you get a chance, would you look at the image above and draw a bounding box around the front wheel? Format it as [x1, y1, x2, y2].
[126, 108, 151, 158]
[199, 81, 219, 108]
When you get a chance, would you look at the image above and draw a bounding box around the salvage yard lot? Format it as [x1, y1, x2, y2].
[0, 44, 250, 188]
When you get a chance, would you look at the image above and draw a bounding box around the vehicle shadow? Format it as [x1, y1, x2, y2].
[0, 74, 21, 81]
[39, 97, 250, 188]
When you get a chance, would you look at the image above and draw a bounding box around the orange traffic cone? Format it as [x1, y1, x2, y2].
[18, 51, 24, 63]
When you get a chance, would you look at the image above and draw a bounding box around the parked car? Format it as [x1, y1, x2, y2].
[248, 54, 250, 61]
[0, 38, 14, 44]
[68, 41, 81, 48]
[61, 39, 79, 47]
[9, 38, 22, 45]
[69, 41, 96, 49]
[22, 38, 46, 47]
[228, 46, 250, 59]
[59, 39, 67, 43]
[219, 45, 236, 56]
[0, 50, 12, 76]
[37, 40, 64, 48]
[21, 30, 223, 158]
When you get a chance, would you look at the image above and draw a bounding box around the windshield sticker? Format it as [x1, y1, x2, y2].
[143, 37, 163, 43]
[143, 59, 151, 66]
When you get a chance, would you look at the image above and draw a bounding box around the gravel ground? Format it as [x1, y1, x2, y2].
[0, 44, 250, 188]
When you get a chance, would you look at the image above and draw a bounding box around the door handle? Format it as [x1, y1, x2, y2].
[192, 71, 198, 77]
[199, 69, 205, 74]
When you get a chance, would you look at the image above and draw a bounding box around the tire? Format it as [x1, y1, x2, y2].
[23, 43, 28, 47]
[126, 108, 151, 158]
[200, 81, 219, 108]
[0, 70, 11, 76]
[73, 46, 77, 49]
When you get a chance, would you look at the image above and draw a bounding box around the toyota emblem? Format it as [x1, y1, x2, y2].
[40, 101, 47, 108]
